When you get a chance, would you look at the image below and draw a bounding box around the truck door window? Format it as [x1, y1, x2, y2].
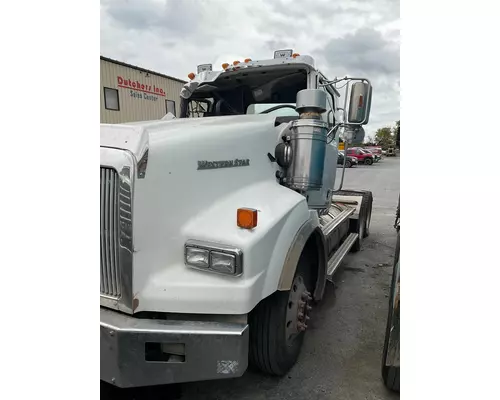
[187, 99, 213, 118]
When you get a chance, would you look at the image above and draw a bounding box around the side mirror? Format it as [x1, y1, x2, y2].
[344, 126, 365, 145]
[348, 82, 372, 125]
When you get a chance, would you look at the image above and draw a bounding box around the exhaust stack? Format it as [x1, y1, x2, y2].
[284, 89, 328, 192]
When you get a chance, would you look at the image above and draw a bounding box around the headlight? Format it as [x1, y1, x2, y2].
[211, 251, 236, 274]
[185, 240, 243, 276]
[185, 247, 209, 268]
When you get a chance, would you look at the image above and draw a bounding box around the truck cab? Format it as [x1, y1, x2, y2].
[100, 50, 374, 388]
[179, 55, 337, 127]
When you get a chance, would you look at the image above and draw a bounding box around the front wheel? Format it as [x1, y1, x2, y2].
[365, 158, 373, 165]
[249, 250, 315, 376]
[345, 160, 352, 168]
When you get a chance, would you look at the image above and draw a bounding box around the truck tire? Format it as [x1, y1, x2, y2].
[249, 248, 315, 376]
[365, 158, 373, 165]
[382, 230, 400, 392]
[334, 190, 373, 251]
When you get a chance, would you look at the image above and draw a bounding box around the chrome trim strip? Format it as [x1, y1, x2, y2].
[326, 232, 358, 278]
[278, 219, 316, 290]
[100, 147, 135, 314]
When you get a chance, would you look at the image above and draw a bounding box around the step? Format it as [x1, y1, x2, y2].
[326, 232, 359, 279]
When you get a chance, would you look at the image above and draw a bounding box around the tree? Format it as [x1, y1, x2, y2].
[375, 126, 395, 148]
[393, 120, 400, 148]
[365, 135, 376, 145]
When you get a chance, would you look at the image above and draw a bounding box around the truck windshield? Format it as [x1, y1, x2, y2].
[180, 67, 308, 118]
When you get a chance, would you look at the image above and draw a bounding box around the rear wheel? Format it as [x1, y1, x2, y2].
[249, 248, 315, 376]
[365, 158, 373, 165]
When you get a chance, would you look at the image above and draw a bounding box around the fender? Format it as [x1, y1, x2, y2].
[131, 177, 321, 315]
[277, 220, 328, 302]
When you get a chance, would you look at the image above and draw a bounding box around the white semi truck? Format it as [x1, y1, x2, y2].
[100, 50, 374, 388]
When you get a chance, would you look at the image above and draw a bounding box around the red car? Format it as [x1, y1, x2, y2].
[346, 147, 375, 165]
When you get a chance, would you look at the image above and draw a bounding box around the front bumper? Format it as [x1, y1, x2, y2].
[100, 308, 249, 388]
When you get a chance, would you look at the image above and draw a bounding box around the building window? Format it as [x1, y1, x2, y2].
[166, 100, 176, 116]
[104, 87, 120, 111]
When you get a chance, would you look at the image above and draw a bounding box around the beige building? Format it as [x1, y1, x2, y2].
[100, 56, 187, 124]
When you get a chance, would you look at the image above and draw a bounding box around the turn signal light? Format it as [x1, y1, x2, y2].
[222, 63, 229, 69]
[244, 58, 252, 63]
[237, 208, 258, 229]
[292, 53, 300, 58]
[233, 60, 241, 66]
[188, 72, 195, 80]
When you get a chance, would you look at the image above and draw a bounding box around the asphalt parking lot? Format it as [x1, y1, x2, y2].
[102, 157, 400, 400]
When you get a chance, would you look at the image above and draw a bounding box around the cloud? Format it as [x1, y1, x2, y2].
[322, 28, 399, 75]
[100, 0, 400, 134]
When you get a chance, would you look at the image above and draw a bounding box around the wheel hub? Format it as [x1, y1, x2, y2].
[285, 276, 313, 344]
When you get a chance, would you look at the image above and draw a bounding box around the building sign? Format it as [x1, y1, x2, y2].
[117, 76, 166, 102]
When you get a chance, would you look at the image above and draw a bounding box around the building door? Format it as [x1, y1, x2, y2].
[166, 100, 176, 116]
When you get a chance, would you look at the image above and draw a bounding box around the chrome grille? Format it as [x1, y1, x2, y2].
[100, 167, 121, 298]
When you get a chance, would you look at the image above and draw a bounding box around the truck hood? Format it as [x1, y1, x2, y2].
[100, 114, 278, 162]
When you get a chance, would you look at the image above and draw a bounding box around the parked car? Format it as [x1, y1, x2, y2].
[346, 147, 375, 165]
[337, 151, 358, 168]
[365, 146, 383, 157]
[386, 147, 397, 157]
[363, 149, 381, 162]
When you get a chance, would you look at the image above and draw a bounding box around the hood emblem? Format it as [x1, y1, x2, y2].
[197, 159, 250, 170]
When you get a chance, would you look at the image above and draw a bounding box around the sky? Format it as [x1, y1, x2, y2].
[100, 0, 400, 138]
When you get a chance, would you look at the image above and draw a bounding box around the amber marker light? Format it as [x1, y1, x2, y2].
[237, 208, 258, 229]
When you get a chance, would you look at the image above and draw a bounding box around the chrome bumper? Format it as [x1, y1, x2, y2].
[100, 308, 249, 388]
